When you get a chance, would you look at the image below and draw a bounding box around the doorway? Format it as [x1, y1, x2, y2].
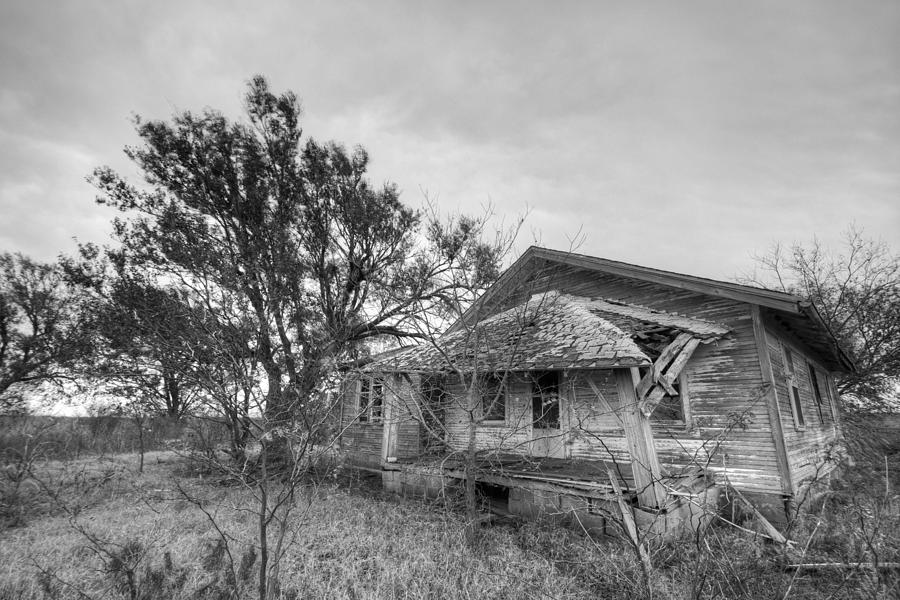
[531, 371, 565, 457]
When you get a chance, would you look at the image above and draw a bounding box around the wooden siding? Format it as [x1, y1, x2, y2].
[763, 323, 842, 491]
[338, 376, 382, 468]
[338, 374, 421, 468]
[442, 374, 534, 455]
[387, 374, 425, 461]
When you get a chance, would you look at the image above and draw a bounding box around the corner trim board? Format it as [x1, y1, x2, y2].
[751, 305, 794, 496]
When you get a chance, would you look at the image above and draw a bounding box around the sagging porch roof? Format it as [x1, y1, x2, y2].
[361, 291, 730, 374]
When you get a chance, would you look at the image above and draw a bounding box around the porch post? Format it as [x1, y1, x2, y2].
[382, 374, 400, 464]
[615, 368, 665, 508]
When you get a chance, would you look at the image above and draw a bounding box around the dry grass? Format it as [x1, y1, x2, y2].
[0, 453, 620, 599]
[1, 448, 899, 599]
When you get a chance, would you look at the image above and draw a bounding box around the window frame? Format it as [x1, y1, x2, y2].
[357, 376, 385, 424]
[807, 361, 826, 423]
[649, 371, 692, 428]
[480, 373, 508, 425]
[782, 344, 805, 430]
[531, 370, 561, 430]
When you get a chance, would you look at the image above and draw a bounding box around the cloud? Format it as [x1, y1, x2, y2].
[0, 0, 897, 277]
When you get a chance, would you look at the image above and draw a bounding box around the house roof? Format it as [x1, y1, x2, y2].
[361, 292, 730, 374]
[363, 292, 649, 373]
[450, 246, 854, 373]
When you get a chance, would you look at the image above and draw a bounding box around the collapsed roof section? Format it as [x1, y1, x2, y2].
[361, 292, 730, 375]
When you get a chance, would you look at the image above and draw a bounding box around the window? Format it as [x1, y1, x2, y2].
[782, 345, 804, 429]
[420, 376, 447, 453]
[358, 376, 384, 423]
[480, 373, 507, 423]
[531, 371, 560, 429]
[651, 375, 688, 424]
[783, 346, 795, 375]
[807, 362, 825, 422]
[791, 386, 805, 428]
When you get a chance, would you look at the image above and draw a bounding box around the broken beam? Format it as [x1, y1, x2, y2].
[635, 332, 692, 400]
[616, 368, 666, 508]
[640, 336, 701, 417]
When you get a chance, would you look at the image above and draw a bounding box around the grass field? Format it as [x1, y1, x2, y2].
[1, 444, 898, 599]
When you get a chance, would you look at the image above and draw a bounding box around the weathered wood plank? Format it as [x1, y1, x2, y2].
[583, 374, 624, 425]
[639, 337, 700, 417]
[751, 305, 794, 497]
[664, 337, 701, 385]
[607, 465, 652, 574]
[616, 368, 665, 508]
[635, 332, 693, 399]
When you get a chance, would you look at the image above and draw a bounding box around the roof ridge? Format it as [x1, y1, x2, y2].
[528, 246, 803, 303]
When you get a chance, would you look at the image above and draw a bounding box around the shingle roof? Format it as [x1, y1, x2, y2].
[361, 292, 729, 374]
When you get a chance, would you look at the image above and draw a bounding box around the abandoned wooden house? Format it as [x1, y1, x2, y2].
[337, 247, 854, 534]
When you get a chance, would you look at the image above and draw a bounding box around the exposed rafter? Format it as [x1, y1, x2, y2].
[637, 335, 703, 417]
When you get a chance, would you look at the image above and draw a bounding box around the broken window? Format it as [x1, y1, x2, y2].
[629, 326, 692, 426]
[358, 376, 384, 423]
[531, 371, 560, 429]
[480, 373, 507, 423]
[651, 375, 687, 423]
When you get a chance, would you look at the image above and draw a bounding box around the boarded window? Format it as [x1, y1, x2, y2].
[481, 373, 507, 423]
[358, 376, 384, 423]
[532, 371, 560, 429]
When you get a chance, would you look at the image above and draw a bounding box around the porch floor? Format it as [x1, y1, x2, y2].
[390, 453, 707, 502]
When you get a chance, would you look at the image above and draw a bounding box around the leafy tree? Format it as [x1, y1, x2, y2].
[64, 249, 190, 412]
[743, 226, 900, 408]
[90, 75, 502, 452]
[0, 253, 88, 413]
[87, 76, 505, 597]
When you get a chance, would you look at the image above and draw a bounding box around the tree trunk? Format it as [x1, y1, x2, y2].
[135, 416, 145, 474]
[464, 385, 479, 546]
[258, 443, 269, 600]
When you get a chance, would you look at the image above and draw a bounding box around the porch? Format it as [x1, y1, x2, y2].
[381, 453, 718, 539]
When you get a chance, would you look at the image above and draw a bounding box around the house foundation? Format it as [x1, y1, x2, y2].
[380, 458, 719, 541]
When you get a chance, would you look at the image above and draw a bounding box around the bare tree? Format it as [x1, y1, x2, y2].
[742, 226, 900, 407]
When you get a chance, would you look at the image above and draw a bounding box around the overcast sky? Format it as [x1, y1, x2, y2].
[1, 0, 898, 280]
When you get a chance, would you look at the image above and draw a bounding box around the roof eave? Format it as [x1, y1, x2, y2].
[798, 302, 857, 374]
